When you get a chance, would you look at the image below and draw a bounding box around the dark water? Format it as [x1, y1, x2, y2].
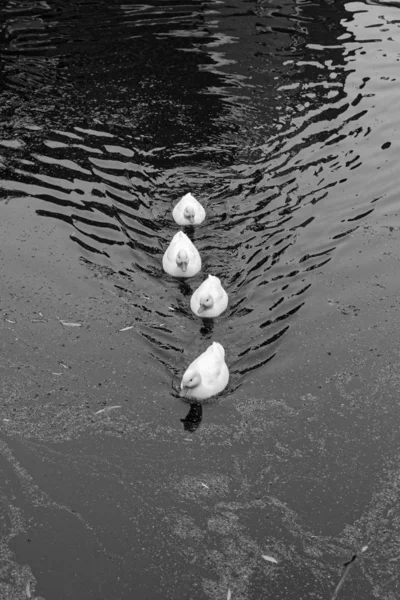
[1, 0, 400, 598]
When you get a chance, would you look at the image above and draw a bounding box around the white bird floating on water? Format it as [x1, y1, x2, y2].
[180, 342, 229, 401]
[162, 230, 202, 278]
[190, 275, 228, 318]
[172, 192, 206, 225]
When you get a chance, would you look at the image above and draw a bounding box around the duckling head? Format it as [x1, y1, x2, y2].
[176, 249, 189, 272]
[180, 370, 202, 396]
[183, 205, 195, 223]
[197, 293, 214, 314]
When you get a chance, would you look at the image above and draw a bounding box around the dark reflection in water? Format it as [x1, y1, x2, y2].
[1, 0, 400, 598]
[199, 318, 214, 336]
[180, 402, 203, 431]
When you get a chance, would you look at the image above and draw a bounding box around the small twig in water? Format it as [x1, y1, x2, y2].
[389, 554, 400, 562]
[59, 319, 82, 327]
[262, 554, 278, 564]
[94, 405, 121, 415]
[330, 554, 357, 600]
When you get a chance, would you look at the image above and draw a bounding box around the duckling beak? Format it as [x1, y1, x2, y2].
[180, 262, 187, 273]
[197, 304, 206, 314]
[189, 214, 194, 223]
[180, 386, 188, 398]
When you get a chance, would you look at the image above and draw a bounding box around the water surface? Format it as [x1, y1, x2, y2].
[1, 0, 400, 598]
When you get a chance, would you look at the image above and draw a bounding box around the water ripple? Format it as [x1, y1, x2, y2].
[1, 0, 400, 393]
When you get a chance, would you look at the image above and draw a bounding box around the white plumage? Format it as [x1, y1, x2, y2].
[172, 192, 206, 225]
[180, 342, 229, 400]
[190, 275, 228, 318]
[162, 231, 201, 278]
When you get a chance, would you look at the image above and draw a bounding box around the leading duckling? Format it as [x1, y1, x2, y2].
[162, 230, 201, 278]
[180, 342, 229, 401]
[172, 192, 206, 225]
[190, 275, 228, 318]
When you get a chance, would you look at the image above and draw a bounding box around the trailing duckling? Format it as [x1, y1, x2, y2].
[180, 342, 229, 400]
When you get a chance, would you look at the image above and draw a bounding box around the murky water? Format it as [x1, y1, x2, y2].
[1, 0, 400, 598]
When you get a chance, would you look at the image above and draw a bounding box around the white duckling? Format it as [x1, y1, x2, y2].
[180, 342, 229, 401]
[190, 275, 228, 318]
[162, 230, 202, 278]
[172, 192, 206, 225]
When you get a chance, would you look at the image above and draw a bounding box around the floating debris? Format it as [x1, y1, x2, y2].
[361, 545, 368, 553]
[330, 554, 357, 600]
[94, 405, 121, 415]
[200, 482, 209, 489]
[59, 363, 69, 369]
[119, 325, 134, 332]
[59, 320, 82, 327]
[5, 318, 16, 323]
[26, 581, 31, 598]
[262, 555, 278, 564]
[31, 318, 47, 323]
[168, 306, 175, 311]
[52, 372, 62, 376]
[227, 589, 232, 600]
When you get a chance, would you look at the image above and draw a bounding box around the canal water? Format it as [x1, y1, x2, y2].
[1, 0, 400, 598]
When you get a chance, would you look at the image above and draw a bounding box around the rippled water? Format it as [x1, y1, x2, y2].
[1, 0, 400, 598]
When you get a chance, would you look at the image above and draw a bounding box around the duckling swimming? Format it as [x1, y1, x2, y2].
[172, 192, 206, 225]
[162, 231, 201, 278]
[180, 342, 229, 400]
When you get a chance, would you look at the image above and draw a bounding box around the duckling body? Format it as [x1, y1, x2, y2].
[180, 342, 229, 400]
[172, 192, 206, 225]
[190, 275, 228, 318]
[162, 231, 201, 278]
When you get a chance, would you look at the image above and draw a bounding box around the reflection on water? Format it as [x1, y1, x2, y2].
[1, 0, 400, 598]
[181, 402, 203, 431]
